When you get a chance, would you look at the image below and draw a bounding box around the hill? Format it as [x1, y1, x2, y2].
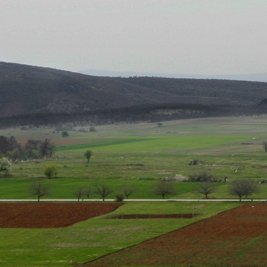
[81, 69, 267, 83]
[1, 61, 267, 127]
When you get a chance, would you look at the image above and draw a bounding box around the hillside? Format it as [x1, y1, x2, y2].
[1, 61, 267, 127]
[81, 69, 267, 83]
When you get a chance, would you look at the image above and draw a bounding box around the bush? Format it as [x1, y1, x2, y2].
[78, 128, 88, 132]
[61, 131, 69, 138]
[0, 157, 12, 174]
[0, 173, 12, 178]
[84, 150, 92, 163]
[189, 159, 199, 165]
[43, 163, 58, 178]
[115, 192, 125, 202]
[174, 174, 188, 182]
[188, 171, 217, 182]
[90, 126, 96, 132]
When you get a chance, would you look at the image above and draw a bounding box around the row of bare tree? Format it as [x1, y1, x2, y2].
[30, 178, 260, 202]
[30, 180, 138, 202]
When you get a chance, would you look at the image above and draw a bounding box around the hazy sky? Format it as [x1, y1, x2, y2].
[1, 0, 267, 75]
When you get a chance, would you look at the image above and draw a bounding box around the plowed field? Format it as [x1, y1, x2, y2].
[81, 204, 267, 267]
[0, 203, 122, 228]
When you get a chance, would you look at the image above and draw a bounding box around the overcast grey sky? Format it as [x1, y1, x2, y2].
[1, 0, 267, 75]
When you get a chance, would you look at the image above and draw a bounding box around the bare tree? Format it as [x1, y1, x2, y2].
[0, 135, 20, 155]
[228, 178, 259, 201]
[84, 186, 93, 199]
[25, 139, 42, 150]
[25, 139, 42, 158]
[73, 187, 85, 201]
[39, 139, 55, 158]
[196, 182, 216, 199]
[29, 178, 51, 201]
[120, 185, 137, 199]
[94, 184, 113, 201]
[152, 180, 176, 199]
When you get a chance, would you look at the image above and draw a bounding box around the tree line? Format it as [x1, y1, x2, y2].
[1, 101, 264, 129]
[30, 177, 261, 202]
[0, 135, 55, 160]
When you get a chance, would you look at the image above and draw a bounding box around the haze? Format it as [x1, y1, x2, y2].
[1, 0, 267, 76]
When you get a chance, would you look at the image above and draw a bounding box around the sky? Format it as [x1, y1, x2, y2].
[1, 0, 267, 75]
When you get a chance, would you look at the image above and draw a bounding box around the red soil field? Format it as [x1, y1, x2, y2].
[0, 203, 122, 228]
[80, 204, 267, 267]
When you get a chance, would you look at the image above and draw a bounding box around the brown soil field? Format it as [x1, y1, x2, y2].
[79, 204, 267, 267]
[0, 203, 122, 228]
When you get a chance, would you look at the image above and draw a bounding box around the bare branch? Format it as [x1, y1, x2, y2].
[152, 180, 176, 199]
[94, 184, 113, 201]
[29, 178, 51, 201]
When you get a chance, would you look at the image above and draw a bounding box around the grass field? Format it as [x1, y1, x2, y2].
[1, 115, 267, 266]
[1, 115, 267, 200]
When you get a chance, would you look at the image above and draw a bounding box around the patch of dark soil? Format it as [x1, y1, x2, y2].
[0, 203, 123, 228]
[106, 214, 200, 219]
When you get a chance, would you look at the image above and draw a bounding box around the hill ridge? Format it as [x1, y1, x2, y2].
[1, 61, 267, 127]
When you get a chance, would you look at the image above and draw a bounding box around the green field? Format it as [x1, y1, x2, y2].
[1, 115, 267, 266]
[1, 115, 267, 200]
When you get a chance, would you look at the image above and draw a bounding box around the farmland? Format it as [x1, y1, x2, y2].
[0, 202, 241, 267]
[1, 115, 267, 266]
[80, 203, 267, 267]
[1, 115, 267, 200]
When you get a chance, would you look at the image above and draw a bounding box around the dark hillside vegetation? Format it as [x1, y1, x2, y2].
[1, 62, 267, 127]
[118, 77, 267, 105]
